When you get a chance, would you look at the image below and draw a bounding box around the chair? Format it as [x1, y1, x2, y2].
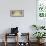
[18, 33, 30, 46]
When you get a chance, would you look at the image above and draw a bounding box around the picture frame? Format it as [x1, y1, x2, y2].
[10, 10, 24, 17]
[36, 0, 46, 26]
[37, 0, 46, 18]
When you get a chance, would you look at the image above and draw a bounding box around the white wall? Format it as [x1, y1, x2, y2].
[0, 0, 36, 42]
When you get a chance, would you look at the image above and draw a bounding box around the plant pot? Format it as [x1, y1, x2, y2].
[37, 39, 45, 44]
[37, 39, 40, 43]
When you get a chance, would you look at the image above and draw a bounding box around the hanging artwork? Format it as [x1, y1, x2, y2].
[10, 10, 24, 17]
[37, 0, 46, 18]
[36, 0, 46, 27]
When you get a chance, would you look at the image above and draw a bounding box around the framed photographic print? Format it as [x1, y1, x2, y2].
[36, 0, 46, 26]
[37, 0, 46, 18]
[10, 10, 24, 17]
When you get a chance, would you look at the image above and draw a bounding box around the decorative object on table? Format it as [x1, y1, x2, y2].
[10, 10, 24, 17]
[11, 27, 18, 34]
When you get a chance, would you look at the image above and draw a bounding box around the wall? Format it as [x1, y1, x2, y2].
[0, 0, 36, 42]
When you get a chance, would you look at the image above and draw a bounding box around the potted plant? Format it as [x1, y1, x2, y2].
[32, 25, 39, 30]
[32, 24, 45, 30]
[33, 32, 46, 43]
[40, 26, 45, 29]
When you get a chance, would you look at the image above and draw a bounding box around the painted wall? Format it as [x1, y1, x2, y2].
[0, 0, 36, 42]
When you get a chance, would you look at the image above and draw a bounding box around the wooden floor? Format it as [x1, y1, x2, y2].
[0, 42, 46, 46]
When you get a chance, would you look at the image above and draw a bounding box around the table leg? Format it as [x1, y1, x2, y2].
[4, 34, 7, 46]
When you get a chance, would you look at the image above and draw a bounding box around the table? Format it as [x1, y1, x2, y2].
[4, 33, 18, 46]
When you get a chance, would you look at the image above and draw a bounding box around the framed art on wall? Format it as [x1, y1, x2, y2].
[10, 10, 24, 17]
[36, 0, 46, 26]
[37, 0, 46, 18]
